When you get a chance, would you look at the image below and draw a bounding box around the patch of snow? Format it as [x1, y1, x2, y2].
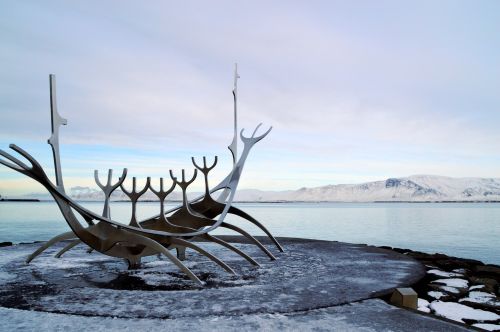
[418, 306, 431, 313]
[452, 268, 467, 274]
[31, 258, 91, 269]
[0, 271, 16, 282]
[418, 298, 430, 307]
[473, 323, 500, 331]
[0, 299, 474, 332]
[143, 260, 169, 267]
[439, 286, 460, 294]
[427, 269, 463, 278]
[460, 292, 499, 306]
[430, 301, 500, 323]
[431, 278, 468, 289]
[418, 298, 430, 313]
[470, 285, 486, 291]
[428, 291, 446, 299]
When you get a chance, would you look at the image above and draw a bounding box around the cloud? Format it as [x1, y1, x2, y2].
[1, 0, 500, 194]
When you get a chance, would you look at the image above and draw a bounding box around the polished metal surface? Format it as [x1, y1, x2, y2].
[228, 63, 239, 165]
[47, 74, 67, 191]
[94, 168, 127, 218]
[120, 177, 151, 227]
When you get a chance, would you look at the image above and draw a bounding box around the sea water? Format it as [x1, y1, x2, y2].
[0, 201, 498, 265]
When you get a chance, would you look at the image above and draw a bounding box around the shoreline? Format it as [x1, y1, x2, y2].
[377, 245, 500, 329]
[0, 198, 40, 202]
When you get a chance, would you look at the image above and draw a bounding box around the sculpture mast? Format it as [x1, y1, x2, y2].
[47, 74, 68, 192]
[228, 63, 239, 165]
[219, 64, 240, 202]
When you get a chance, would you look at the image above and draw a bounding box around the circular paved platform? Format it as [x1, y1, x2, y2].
[0, 237, 425, 319]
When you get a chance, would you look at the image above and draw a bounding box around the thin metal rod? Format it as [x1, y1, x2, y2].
[228, 63, 239, 165]
[47, 74, 67, 191]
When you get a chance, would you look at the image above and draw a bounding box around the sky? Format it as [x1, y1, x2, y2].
[1, 0, 500, 196]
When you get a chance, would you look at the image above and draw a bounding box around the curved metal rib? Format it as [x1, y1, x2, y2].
[121, 177, 151, 227]
[94, 168, 127, 218]
[228, 206, 284, 252]
[55, 239, 81, 258]
[240, 123, 273, 145]
[190, 152, 283, 253]
[124, 234, 203, 285]
[201, 234, 260, 266]
[218, 222, 276, 260]
[169, 237, 236, 275]
[149, 177, 176, 225]
[26, 231, 76, 263]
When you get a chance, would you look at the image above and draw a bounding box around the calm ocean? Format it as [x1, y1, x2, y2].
[0, 201, 498, 265]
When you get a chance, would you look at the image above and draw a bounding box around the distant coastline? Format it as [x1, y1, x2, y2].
[2, 199, 500, 204]
[0, 198, 40, 202]
[11, 174, 500, 203]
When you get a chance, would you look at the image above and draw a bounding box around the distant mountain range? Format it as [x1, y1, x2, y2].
[12, 175, 500, 202]
[234, 175, 500, 202]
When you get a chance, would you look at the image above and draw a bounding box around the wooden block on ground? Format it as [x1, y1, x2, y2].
[390, 287, 418, 309]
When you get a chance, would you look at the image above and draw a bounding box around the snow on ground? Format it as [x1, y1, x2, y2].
[438, 286, 461, 294]
[0, 271, 16, 282]
[428, 291, 446, 300]
[473, 323, 500, 331]
[460, 291, 500, 306]
[470, 285, 486, 291]
[452, 268, 468, 274]
[417, 298, 430, 313]
[429, 301, 500, 323]
[0, 298, 474, 332]
[431, 278, 469, 289]
[427, 269, 463, 278]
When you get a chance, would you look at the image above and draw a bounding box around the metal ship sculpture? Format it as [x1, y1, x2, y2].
[0, 66, 283, 285]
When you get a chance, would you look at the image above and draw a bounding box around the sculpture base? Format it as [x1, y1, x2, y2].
[0, 236, 426, 318]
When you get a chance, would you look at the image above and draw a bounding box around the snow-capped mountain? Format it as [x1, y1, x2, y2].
[233, 175, 500, 202]
[19, 175, 500, 202]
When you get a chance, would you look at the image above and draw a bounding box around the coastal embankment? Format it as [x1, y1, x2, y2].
[379, 246, 500, 330]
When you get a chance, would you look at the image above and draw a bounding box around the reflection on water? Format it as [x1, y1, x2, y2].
[0, 201, 498, 265]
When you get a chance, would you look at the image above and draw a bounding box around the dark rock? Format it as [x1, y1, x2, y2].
[406, 251, 433, 260]
[427, 284, 462, 300]
[460, 299, 500, 314]
[433, 253, 450, 260]
[392, 247, 412, 254]
[435, 259, 466, 270]
[420, 261, 438, 268]
[425, 287, 455, 301]
[452, 268, 471, 277]
[460, 258, 485, 267]
[474, 265, 500, 279]
[386, 245, 499, 329]
[435, 257, 483, 271]
[0, 242, 12, 247]
[470, 277, 498, 294]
